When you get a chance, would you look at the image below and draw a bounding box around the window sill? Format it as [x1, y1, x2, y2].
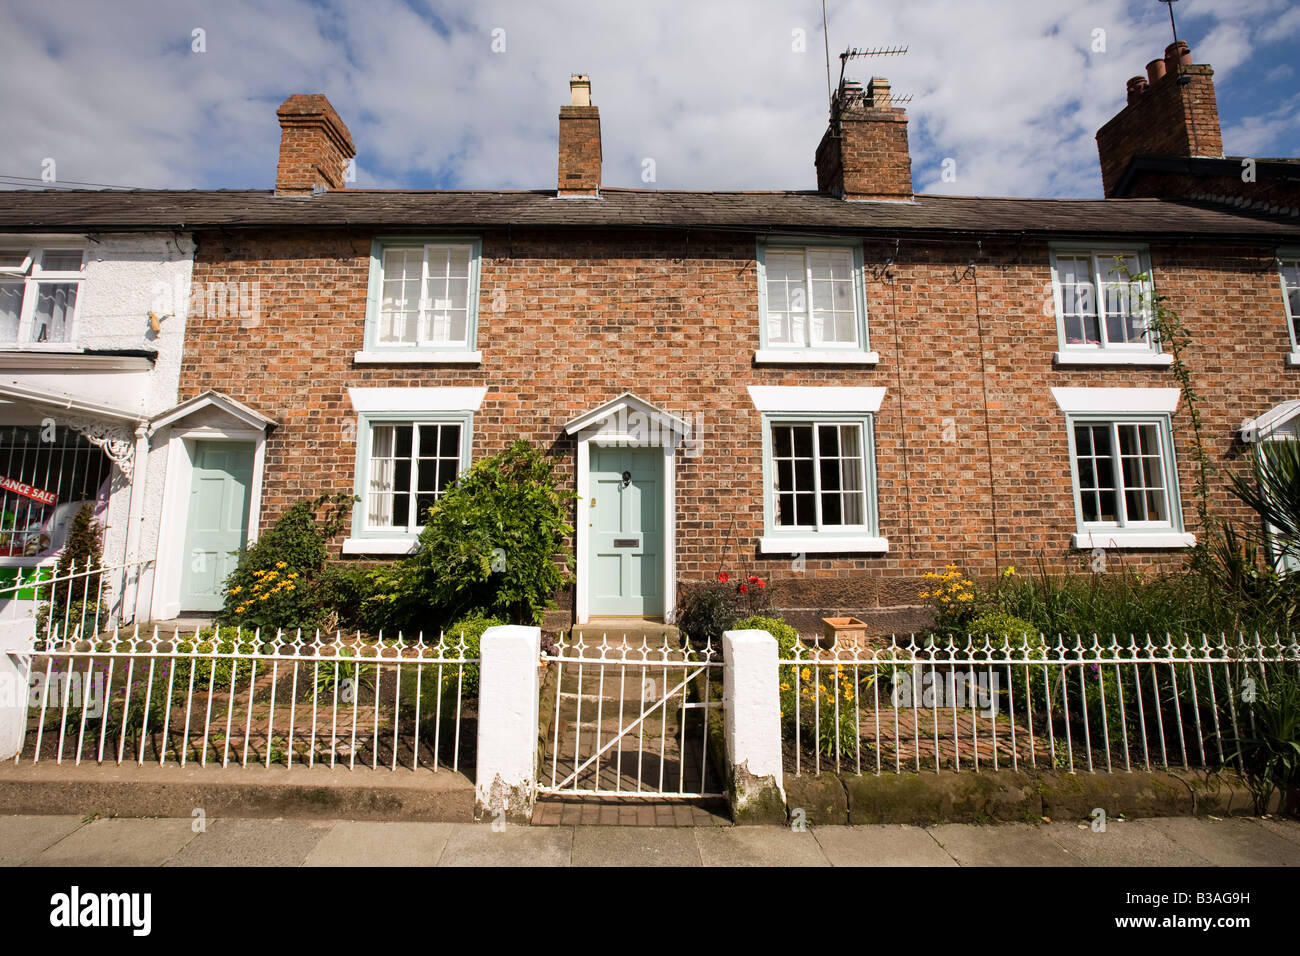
[759, 535, 889, 554]
[753, 349, 880, 366]
[1071, 531, 1196, 550]
[354, 350, 482, 365]
[342, 537, 419, 556]
[1287, 352, 1300, 367]
[1053, 352, 1172, 367]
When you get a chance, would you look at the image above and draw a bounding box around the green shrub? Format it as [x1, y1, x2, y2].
[735, 614, 799, 658]
[677, 583, 739, 647]
[371, 442, 574, 632]
[964, 611, 1040, 647]
[216, 493, 354, 632]
[1225, 670, 1300, 815]
[440, 611, 504, 697]
[313, 563, 384, 633]
[41, 503, 108, 641]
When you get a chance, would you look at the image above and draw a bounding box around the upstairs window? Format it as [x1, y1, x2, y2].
[1051, 247, 1161, 362]
[756, 241, 874, 363]
[1280, 255, 1300, 354]
[0, 247, 86, 346]
[363, 239, 481, 355]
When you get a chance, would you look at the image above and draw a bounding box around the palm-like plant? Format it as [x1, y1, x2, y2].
[1229, 439, 1300, 568]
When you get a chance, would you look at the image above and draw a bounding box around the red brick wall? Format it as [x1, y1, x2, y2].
[179, 229, 1297, 612]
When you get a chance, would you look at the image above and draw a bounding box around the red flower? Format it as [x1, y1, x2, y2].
[755, 579, 766, 588]
[747, 575, 759, 583]
[717, 572, 729, 583]
[738, 584, 749, 594]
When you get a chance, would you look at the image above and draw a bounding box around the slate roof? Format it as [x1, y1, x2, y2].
[1, 187, 1298, 240]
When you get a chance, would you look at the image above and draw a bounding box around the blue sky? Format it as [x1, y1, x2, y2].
[1, 0, 1297, 198]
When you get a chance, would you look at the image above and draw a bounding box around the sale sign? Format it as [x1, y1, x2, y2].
[0, 475, 57, 506]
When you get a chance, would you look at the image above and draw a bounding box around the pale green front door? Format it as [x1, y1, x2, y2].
[588, 445, 663, 617]
[180, 441, 254, 612]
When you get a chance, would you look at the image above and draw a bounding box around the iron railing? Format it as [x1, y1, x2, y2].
[779, 632, 1300, 776]
[10, 627, 478, 773]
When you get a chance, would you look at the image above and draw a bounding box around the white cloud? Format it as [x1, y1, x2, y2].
[0, 0, 1293, 199]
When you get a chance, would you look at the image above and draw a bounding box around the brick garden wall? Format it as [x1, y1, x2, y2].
[179, 228, 1297, 614]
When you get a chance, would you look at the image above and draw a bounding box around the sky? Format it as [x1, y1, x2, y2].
[1, 0, 1297, 198]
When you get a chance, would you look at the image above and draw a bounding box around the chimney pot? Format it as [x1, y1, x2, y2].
[1164, 40, 1192, 70]
[1146, 58, 1167, 83]
[1126, 76, 1149, 104]
[866, 76, 892, 109]
[569, 74, 591, 107]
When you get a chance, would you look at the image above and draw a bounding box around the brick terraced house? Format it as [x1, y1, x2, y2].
[1, 42, 1298, 630]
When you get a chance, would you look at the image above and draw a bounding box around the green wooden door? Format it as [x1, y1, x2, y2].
[588, 445, 663, 617]
[180, 441, 254, 612]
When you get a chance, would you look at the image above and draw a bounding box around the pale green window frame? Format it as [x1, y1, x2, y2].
[759, 411, 880, 541]
[1063, 412, 1185, 537]
[349, 410, 474, 540]
[364, 236, 483, 354]
[1277, 247, 1300, 354]
[1049, 243, 1159, 354]
[756, 236, 870, 352]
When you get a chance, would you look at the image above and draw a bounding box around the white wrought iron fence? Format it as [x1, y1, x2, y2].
[779, 632, 1300, 777]
[0, 558, 149, 643]
[539, 632, 724, 799]
[9, 627, 478, 773]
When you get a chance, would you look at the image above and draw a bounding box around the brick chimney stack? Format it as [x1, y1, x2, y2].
[275, 94, 356, 197]
[1096, 42, 1224, 197]
[815, 77, 913, 201]
[558, 75, 601, 197]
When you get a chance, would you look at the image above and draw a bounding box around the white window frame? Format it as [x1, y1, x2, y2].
[1052, 387, 1193, 549]
[0, 244, 87, 348]
[355, 236, 483, 364]
[1049, 244, 1169, 367]
[748, 386, 888, 554]
[754, 237, 878, 365]
[342, 387, 485, 554]
[1278, 249, 1300, 365]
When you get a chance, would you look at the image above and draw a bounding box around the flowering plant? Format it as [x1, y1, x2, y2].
[918, 564, 980, 632]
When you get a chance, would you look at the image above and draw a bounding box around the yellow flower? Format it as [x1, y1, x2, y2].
[288, 572, 299, 580]
[286, 584, 295, 591]
[1002, 566, 1016, 578]
[801, 668, 811, 680]
[780, 683, 790, 691]
[235, 607, 244, 614]
[276, 561, 287, 569]
[260, 593, 269, 601]
[918, 590, 930, 599]
[230, 586, 242, 595]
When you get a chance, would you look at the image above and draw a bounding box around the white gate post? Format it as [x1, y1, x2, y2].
[0, 615, 35, 760]
[474, 625, 541, 822]
[722, 629, 786, 823]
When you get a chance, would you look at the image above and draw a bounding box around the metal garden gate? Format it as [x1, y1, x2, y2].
[537, 632, 723, 798]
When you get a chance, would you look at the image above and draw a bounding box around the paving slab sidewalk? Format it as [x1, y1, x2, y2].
[3, 814, 1297, 867]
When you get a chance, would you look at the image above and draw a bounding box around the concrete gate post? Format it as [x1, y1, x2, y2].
[474, 625, 541, 822]
[722, 629, 786, 823]
[0, 616, 35, 760]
